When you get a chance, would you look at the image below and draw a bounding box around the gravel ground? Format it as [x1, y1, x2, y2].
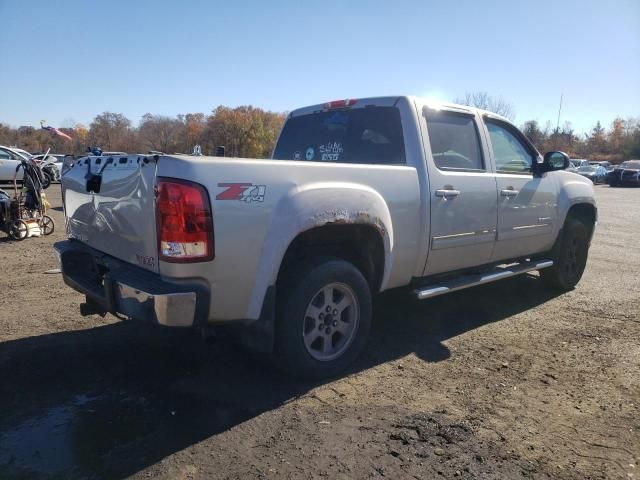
[0, 184, 638, 479]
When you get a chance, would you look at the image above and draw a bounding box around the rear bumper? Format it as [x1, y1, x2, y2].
[55, 240, 208, 327]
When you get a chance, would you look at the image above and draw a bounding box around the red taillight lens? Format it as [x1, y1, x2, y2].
[156, 178, 214, 263]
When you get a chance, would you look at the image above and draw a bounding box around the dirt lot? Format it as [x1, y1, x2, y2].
[0, 184, 638, 479]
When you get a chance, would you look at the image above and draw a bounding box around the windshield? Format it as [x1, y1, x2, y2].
[273, 106, 405, 165]
[13, 149, 32, 159]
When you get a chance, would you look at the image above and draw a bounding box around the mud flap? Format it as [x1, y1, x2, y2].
[238, 286, 276, 353]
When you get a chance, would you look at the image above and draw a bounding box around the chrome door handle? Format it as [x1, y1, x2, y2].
[500, 188, 519, 197]
[435, 189, 460, 198]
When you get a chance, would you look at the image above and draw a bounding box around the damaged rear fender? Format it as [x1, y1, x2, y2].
[245, 182, 393, 319]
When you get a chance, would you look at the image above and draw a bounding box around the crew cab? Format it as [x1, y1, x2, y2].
[55, 96, 597, 378]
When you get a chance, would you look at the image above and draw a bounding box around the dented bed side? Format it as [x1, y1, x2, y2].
[156, 157, 422, 321]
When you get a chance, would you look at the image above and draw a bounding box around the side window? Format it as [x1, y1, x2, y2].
[0, 150, 11, 160]
[485, 121, 536, 174]
[424, 110, 484, 171]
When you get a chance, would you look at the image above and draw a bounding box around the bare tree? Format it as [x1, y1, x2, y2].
[89, 112, 133, 151]
[138, 114, 184, 153]
[454, 91, 516, 121]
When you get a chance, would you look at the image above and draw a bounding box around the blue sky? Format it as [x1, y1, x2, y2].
[0, 0, 638, 134]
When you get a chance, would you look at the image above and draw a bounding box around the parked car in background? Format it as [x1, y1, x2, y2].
[590, 160, 613, 171]
[0, 146, 54, 188]
[606, 160, 640, 187]
[576, 165, 607, 183]
[567, 159, 590, 173]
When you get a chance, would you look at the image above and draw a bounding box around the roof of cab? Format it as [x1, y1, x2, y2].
[288, 95, 512, 124]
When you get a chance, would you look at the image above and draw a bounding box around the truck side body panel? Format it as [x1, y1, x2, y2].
[156, 157, 421, 320]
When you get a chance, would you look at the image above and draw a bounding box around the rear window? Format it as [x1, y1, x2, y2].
[272, 106, 405, 165]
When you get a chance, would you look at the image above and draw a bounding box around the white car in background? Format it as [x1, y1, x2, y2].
[0, 145, 52, 188]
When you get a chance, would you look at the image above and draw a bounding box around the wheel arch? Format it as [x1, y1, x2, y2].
[277, 224, 386, 293]
[244, 182, 393, 320]
[564, 202, 597, 239]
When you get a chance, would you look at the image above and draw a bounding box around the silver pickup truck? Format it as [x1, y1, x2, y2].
[56, 96, 597, 378]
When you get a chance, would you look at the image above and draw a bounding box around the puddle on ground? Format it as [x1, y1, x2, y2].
[0, 392, 156, 477]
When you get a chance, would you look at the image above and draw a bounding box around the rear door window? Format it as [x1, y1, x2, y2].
[273, 106, 405, 165]
[424, 110, 485, 171]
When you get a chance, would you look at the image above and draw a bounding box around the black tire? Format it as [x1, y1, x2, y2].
[275, 257, 372, 380]
[41, 172, 51, 190]
[540, 217, 590, 291]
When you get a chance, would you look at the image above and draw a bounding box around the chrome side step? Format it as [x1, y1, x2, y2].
[413, 259, 554, 300]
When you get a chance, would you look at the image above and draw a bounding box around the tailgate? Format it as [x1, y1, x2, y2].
[61, 155, 159, 273]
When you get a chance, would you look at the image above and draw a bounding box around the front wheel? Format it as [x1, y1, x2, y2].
[275, 257, 372, 380]
[540, 218, 590, 291]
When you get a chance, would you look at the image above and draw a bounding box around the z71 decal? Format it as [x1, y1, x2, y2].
[216, 183, 266, 203]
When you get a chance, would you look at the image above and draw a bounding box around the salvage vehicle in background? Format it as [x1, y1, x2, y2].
[606, 160, 640, 187]
[56, 96, 597, 379]
[0, 145, 52, 189]
[589, 160, 613, 172]
[33, 153, 67, 182]
[576, 164, 607, 184]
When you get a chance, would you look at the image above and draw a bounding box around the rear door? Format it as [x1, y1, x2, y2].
[422, 106, 498, 275]
[481, 118, 558, 261]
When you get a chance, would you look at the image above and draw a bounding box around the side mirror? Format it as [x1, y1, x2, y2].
[541, 151, 570, 172]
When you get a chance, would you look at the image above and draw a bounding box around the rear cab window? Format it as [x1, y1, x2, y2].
[273, 106, 406, 165]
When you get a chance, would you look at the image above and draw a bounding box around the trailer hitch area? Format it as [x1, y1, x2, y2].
[79, 297, 107, 317]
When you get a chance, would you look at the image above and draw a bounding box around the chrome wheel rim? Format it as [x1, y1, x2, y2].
[302, 282, 359, 362]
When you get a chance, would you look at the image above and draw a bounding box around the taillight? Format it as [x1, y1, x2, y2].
[323, 99, 357, 110]
[156, 178, 214, 263]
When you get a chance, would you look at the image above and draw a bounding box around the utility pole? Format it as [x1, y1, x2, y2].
[553, 93, 564, 150]
[556, 93, 563, 133]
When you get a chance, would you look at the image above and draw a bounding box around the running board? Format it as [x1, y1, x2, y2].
[413, 259, 554, 300]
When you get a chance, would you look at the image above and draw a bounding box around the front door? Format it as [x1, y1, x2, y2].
[422, 107, 498, 275]
[482, 119, 558, 261]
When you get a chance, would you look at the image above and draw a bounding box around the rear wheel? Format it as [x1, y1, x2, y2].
[275, 257, 372, 380]
[540, 217, 590, 291]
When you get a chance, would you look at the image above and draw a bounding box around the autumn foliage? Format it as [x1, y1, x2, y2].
[0, 106, 286, 158]
[0, 103, 638, 162]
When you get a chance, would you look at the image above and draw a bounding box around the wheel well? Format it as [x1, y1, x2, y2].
[277, 224, 385, 293]
[566, 203, 596, 236]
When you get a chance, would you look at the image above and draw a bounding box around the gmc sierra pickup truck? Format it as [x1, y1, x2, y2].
[56, 96, 597, 378]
